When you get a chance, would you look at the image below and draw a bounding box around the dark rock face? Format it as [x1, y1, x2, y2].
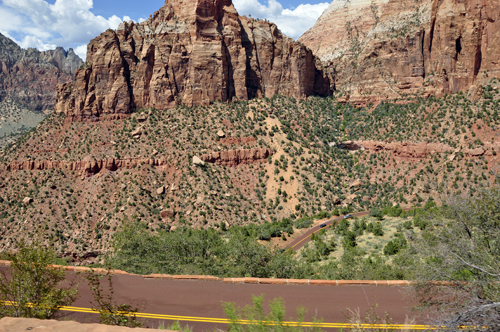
[0, 33, 83, 111]
[54, 0, 331, 120]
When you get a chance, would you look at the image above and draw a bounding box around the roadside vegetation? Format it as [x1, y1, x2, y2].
[1, 86, 500, 257]
[105, 201, 428, 281]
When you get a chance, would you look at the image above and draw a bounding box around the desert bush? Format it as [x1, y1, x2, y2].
[0, 240, 78, 319]
[223, 295, 322, 332]
[86, 271, 143, 327]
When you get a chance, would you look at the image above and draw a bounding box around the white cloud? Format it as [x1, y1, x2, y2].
[19, 35, 56, 51]
[75, 44, 88, 61]
[233, 0, 329, 39]
[0, 0, 137, 59]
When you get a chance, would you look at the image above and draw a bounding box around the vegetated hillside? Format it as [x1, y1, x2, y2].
[0, 34, 83, 148]
[0, 83, 499, 260]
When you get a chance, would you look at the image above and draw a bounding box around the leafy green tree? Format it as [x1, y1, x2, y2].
[0, 241, 78, 319]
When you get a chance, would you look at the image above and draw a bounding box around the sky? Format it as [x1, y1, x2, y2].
[0, 0, 330, 61]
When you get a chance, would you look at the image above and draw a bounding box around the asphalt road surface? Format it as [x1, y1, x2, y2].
[53, 272, 420, 331]
[286, 212, 370, 251]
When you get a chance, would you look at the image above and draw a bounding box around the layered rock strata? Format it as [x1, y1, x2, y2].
[2, 148, 273, 173]
[339, 140, 493, 158]
[0, 34, 82, 111]
[299, 0, 500, 104]
[200, 148, 272, 166]
[54, 0, 331, 120]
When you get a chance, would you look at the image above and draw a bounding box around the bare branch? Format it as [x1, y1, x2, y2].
[449, 252, 500, 277]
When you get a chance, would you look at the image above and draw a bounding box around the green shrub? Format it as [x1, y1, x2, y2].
[223, 295, 322, 332]
[86, 271, 142, 327]
[294, 217, 313, 229]
[0, 241, 78, 319]
[383, 236, 407, 256]
[342, 231, 357, 249]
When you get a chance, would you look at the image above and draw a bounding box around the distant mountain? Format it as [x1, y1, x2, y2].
[0, 33, 83, 148]
[298, 0, 500, 105]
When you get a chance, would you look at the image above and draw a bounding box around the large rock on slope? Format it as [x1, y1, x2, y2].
[54, 0, 331, 120]
[299, 0, 500, 104]
[0, 34, 82, 111]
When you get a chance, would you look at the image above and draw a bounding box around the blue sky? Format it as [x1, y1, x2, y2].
[0, 0, 330, 59]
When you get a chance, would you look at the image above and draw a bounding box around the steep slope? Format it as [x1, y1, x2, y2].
[54, 0, 331, 121]
[1, 88, 500, 259]
[299, 0, 500, 104]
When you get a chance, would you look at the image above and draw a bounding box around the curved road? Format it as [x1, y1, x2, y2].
[58, 272, 419, 331]
[286, 212, 370, 251]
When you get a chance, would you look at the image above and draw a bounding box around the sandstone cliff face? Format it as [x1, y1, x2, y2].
[339, 140, 493, 159]
[200, 148, 272, 166]
[299, 0, 500, 104]
[2, 148, 272, 174]
[0, 34, 83, 111]
[54, 0, 331, 120]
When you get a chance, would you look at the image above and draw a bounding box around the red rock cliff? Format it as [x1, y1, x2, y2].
[299, 0, 500, 104]
[54, 0, 331, 120]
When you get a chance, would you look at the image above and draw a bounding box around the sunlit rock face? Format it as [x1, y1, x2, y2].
[54, 0, 331, 121]
[299, 0, 500, 105]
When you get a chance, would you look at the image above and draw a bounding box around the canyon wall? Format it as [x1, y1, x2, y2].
[54, 0, 331, 120]
[299, 0, 500, 104]
[0, 34, 82, 112]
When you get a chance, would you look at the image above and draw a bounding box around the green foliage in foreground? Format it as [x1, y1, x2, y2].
[0, 241, 78, 319]
[223, 295, 322, 332]
[86, 271, 143, 328]
[107, 222, 312, 278]
[107, 219, 409, 280]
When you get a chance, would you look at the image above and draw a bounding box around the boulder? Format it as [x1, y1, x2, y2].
[217, 130, 226, 138]
[192, 156, 205, 166]
[156, 186, 165, 195]
[136, 113, 148, 122]
[22, 197, 33, 205]
[131, 127, 143, 138]
[349, 179, 362, 188]
[160, 210, 175, 219]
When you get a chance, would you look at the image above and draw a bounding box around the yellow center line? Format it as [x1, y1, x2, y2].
[1, 301, 434, 329]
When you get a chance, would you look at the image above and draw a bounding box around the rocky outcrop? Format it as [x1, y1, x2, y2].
[339, 140, 495, 158]
[299, 0, 500, 104]
[0, 34, 83, 111]
[43, 47, 83, 75]
[200, 148, 272, 166]
[2, 156, 171, 174]
[54, 0, 331, 120]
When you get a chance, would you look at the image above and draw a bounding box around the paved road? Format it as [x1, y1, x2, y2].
[54, 272, 420, 331]
[286, 212, 370, 251]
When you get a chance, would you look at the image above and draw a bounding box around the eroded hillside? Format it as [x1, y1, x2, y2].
[0, 83, 499, 260]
